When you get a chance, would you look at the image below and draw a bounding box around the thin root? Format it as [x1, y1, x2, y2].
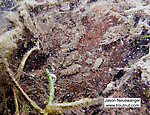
[3, 59, 44, 114]
[16, 42, 40, 81]
[13, 88, 19, 115]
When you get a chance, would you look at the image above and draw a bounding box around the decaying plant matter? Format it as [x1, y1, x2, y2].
[3, 46, 104, 114]
[0, 0, 149, 114]
[3, 45, 150, 114]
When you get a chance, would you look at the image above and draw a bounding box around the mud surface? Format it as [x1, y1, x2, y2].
[0, 0, 150, 114]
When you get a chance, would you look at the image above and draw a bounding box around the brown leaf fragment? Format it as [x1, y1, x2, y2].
[60, 64, 81, 76]
[92, 57, 103, 71]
